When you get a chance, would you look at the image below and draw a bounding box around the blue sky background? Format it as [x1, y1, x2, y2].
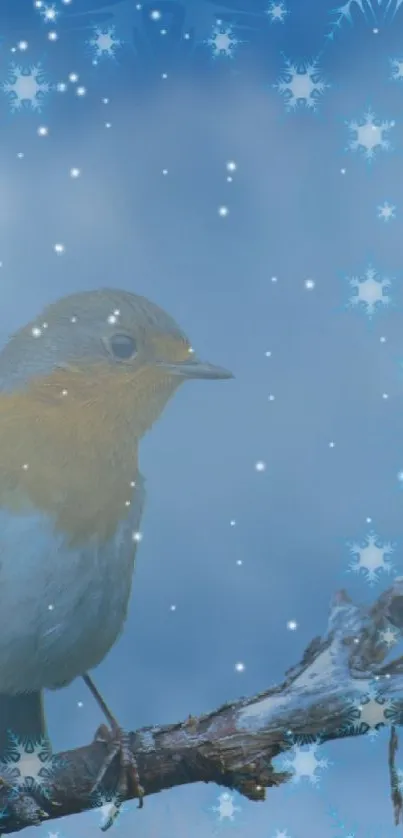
[3, 0, 403, 837]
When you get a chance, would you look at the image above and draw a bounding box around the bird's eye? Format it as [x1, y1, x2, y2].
[109, 333, 138, 360]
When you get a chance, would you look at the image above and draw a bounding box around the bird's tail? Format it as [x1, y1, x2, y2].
[0, 691, 48, 756]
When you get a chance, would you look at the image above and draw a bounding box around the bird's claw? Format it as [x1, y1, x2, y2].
[92, 723, 144, 831]
[0, 776, 50, 827]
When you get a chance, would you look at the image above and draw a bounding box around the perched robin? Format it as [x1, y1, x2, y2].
[0, 288, 232, 827]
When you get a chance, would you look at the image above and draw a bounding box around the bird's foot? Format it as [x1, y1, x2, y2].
[91, 723, 144, 831]
[0, 775, 50, 828]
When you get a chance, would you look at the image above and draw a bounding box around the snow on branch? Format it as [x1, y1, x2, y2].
[3, 581, 403, 834]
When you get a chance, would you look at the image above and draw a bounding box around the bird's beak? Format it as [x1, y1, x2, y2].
[156, 359, 234, 380]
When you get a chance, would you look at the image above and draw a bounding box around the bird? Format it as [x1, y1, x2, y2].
[0, 287, 233, 827]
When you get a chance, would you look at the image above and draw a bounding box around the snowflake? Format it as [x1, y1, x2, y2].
[347, 266, 391, 318]
[346, 689, 400, 739]
[281, 743, 329, 785]
[2, 64, 50, 112]
[379, 625, 399, 647]
[390, 57, 403, 80]
[348, 531, 394, 583]
[211, 791, 241, 821]
[39, 4, 58, 23]
[266, 2, 289, 22]
[347, 110, 395, 161]
[377, 201, 396, 221]
[328, 0, 403, 38]
[274, 59, 329, 111]
[88, 26, 122, 59]
[0, 733, 63, 798]
[206, 21, 239, 58]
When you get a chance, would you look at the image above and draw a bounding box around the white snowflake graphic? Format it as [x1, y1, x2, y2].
[379, 625, 399, 647]
[266, 2, 289, 22]
[274, 59, 328, 111]
[390, 57, 403, 81]
[347, 265, 391, 318]
[348, 531, 394, 583]
[348, 689, 398, 739]
[211, 791, 241, 821]
[281, 743, 329, 785]
[347, 110, 395, 161]
[88, 26, 122, 60]
[0, 733, 62, 797]
[377, 201, 396, 221]
[206, 21, 239, 57]
[2, 64, 50, 112]
[328, 0, 403, 37]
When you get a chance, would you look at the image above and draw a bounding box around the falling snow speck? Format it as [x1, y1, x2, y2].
[218, 206, 229, 216]
[54, 243, 65, 254]
[70, 167, 81, 178]
[287, 620, 298, 631]
[305, 279, 315, 289]
[255, 461, 266, 472]
[235, 662, 245, 672]
[37, 126, 48, 136]
[226, 160, 237, 172]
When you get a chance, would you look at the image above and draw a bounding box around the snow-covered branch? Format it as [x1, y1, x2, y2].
[3, 581, 403, 834]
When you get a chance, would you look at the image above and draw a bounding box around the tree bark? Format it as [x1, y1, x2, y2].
[3, 580, 403, 834]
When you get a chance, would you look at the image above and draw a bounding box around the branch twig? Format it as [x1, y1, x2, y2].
[3, 581, 403, 833]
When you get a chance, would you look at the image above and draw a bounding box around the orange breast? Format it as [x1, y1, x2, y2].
[0, 364, 143, 545]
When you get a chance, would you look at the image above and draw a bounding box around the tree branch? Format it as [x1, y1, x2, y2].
[3, 581, 403, 833]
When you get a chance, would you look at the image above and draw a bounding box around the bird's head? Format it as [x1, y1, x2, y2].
[0, 288, 233, 439]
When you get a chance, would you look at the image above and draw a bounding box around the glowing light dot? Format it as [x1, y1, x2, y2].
[226, 160, 237, 171]
[22, 463, 29, 470]
[17, 152, 24, 158]
[48, 604, 54, 611]
[37, 126, 48, 136]
[305, 278, 315, 289]
[125, 501, 130, 507]
[287, 620, 298, 631]
[70, 316, 77, 323]
[161, 73, 168, 79]
[107, 314, 117, 324]
[235, 662, 245, 672]
[341, 168, 346, 174]
[268, 394, 275, 401]
[18, 41, 28, 50]
[170, 604, 176, 611]
[77, 701, 83, 708]
[382, 393, 389, 399]
[162, 168, 168, 175]
[69, 73, 78, 82]
[77, 86, 86, 96]
[380, 336, 386, 343]
[57, 82, 67, 92]
[218, 205, 229, 216]
[236, 559, 243, 565]
[230, 520, 236, 526]
[48, 31, 58, 40]
[150, 9, 161, 19]
[54, 243, 65, 253]
[130, 481, 136, 488]
[265, 350, 272, 357]
[271, 276, 278, 283]
[102, 97, 109, 104]
[70, 167, 81, 178]
[61, 389, 68, 396]
[132, 531, 143, 542]
[255, 461, 266, 472]
[105, 122, 112, 128]
[31, 327, 42, 337]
